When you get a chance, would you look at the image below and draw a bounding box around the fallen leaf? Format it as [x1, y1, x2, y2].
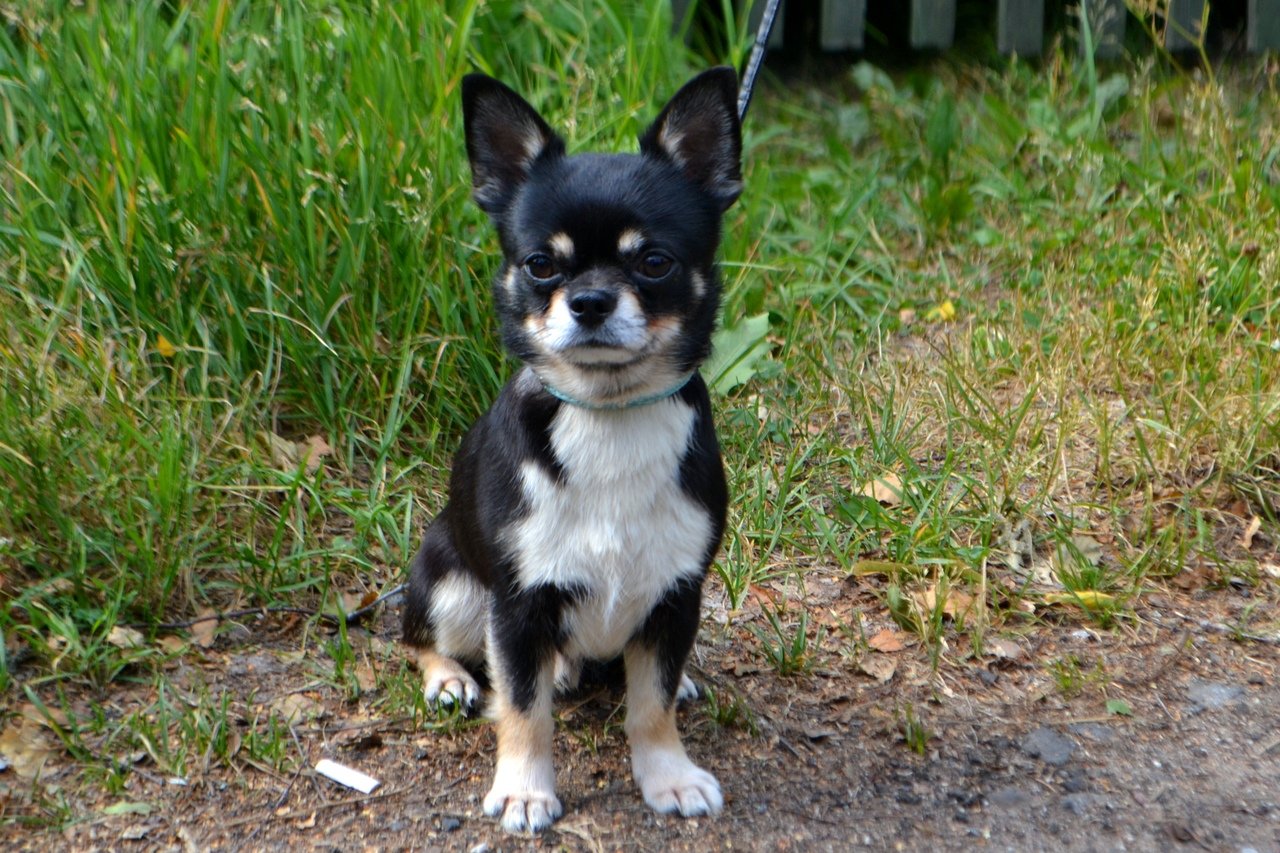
[848, 559, 909, 577]
[294, 812, 317, 829]
[107, 625, 145, 649]
[1241, 516, 1261, 550]
[0, 721, 56, 779]
[155, 335, 177, 358]
[912, 586, 976, 621]
[860, 472, 904, 506]
[1106, 698, 1132, 716]
[986, 638, 1025, 661]
[102, 801, 153, 817]
[924, 299, 956, 322]
[158, 635, 187, 655]
[1043, 590, 1116, 611]
[355, 663, 377, 693]
[269, 693, 325, 724]
[299, 435, 332, 474]
[20, 701, 69, 729]
[262, 431, 300, 469]
[867, 628, 907, 653]
[120, 823, 152, 841]
[190, 609, 218, 648]
[858, 656, 897, 683]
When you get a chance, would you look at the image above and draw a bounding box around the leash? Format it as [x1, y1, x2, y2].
[736, 0, 782, 122]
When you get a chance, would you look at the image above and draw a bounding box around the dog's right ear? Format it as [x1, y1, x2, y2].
[462, 74, 565, 216]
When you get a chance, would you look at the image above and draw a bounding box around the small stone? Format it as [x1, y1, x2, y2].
[988, 785, 1031, 808]
[1187, 680, 1245, 712]
[1022, 727, 1077, 766]
[1061, 793, 1106, 815]
[441, 816, 461, 832]
[1246, 672, 1266, 686]
[979, 670, 998, 686]
[1062, 771, 1089, 793]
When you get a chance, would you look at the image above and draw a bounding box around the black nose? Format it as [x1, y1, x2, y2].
[567, 289, 617, 328]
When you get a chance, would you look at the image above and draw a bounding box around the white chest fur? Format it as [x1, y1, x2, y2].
[507, 398, 712, 661]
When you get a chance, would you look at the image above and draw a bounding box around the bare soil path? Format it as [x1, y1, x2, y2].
[5, 578, 1277, 853]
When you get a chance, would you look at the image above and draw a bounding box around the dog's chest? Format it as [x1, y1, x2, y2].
[508, 399, 712, 659]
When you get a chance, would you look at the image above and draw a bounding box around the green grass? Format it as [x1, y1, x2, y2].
[2, 0, 1280, 819]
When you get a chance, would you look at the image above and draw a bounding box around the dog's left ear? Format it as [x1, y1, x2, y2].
[639, 67, 743, 211]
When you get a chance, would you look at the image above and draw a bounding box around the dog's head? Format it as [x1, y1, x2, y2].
[462, 68, 742, 406]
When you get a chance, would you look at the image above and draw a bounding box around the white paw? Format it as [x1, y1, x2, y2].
[483, 785, 563, 833]
[675, 672, 699, 703]
[635, 753, 723, 817]
[423, 665, 480, 712]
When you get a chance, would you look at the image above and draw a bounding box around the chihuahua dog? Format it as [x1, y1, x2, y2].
[402, 67, 741, 834]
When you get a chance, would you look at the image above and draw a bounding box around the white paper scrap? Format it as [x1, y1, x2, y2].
[314, 758, 380, 794]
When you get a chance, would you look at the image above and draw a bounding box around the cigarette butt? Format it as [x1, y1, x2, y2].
[314, 758, 380, 794]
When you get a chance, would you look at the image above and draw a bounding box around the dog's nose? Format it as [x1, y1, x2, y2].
[568, 289, 617, 328]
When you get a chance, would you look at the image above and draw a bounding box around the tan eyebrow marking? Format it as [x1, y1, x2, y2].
[617, 228, 645, 255]
[548, 232, 574, 260]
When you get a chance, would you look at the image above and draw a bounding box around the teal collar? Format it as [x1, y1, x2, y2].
[542, 373, 695, 411]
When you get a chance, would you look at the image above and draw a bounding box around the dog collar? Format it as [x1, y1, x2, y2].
[541, 373, 695, 411]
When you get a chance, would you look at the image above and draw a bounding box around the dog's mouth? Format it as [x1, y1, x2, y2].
[560, 342, 648, 369]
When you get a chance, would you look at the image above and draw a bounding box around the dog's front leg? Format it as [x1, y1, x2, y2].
[482, 621, 560, 833]
[624, 640, 723, 817]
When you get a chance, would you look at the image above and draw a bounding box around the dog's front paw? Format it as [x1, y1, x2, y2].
[675, 671, 699, 703]
[635, 754, 723, 817]
[420, 655, 481, 713]
[483, 785, 563, 833]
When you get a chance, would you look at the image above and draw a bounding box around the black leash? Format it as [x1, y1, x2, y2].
[737, 0, 782, 122]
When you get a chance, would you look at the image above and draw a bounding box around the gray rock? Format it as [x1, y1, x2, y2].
[988, 785, 1031, 808]
[1022, 727, 1077, 766]
[1187, 680, 1245, 712]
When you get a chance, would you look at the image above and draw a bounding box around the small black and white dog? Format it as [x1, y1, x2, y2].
[403, 67, 741, 834]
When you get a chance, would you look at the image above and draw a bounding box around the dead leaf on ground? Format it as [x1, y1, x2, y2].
[1241, 516, 1261, 550]
[20, 701, 69, 729]
[354, 662, 377, 693]
[157, 635, 187, 655]
[299, 434, 332, 474]
[190, 609, 218, 648]
[858, 656, 897, 683]
[867, 628, 908, 653]
[268, 693, 326, 724]
[0, 720, 57, 780]
[985, 638, 1025, 661]
[849, 560, 910, 578]
[1043, 590, 1116, 612]
[913, 586, 976, 621]
[860, 473, 904, 506]
[106, 625, 145, 649]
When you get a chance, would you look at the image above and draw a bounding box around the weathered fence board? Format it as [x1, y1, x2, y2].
[1248, 0, 1280, 51]
[1165, 0, 1206, 51]
[1080, 0, 1126, 58]
[820, 0, 866, 51]
[911, 0, 957, 50]
[998, 0, 1045, 56]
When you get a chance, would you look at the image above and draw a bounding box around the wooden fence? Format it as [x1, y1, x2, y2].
[674, 1, 1280, 57]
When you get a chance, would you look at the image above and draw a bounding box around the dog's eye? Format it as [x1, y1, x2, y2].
[523, 254, 559, 281]
[636, 253, 673, 279]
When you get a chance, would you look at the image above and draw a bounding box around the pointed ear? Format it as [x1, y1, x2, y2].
[462, 74, 565, 215]
[639, 67, 743, 211]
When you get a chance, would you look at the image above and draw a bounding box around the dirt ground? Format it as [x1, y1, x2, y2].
[3, 570, 1278, 853]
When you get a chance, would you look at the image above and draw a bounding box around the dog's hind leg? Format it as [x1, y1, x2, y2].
[402, 512, 487, 711]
